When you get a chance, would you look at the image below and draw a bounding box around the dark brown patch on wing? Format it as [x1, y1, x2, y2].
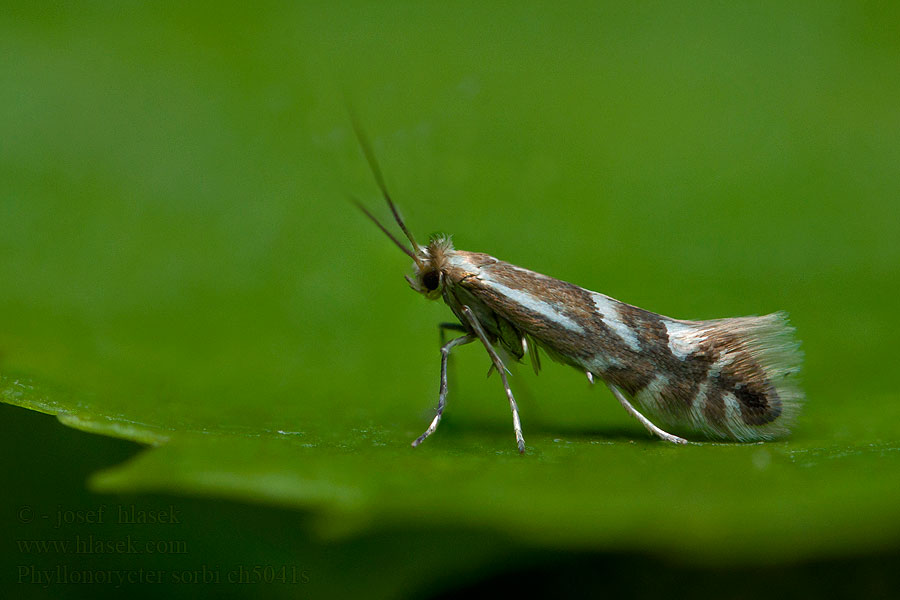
[735, 384, 780, 425]
[712, 362, 782, 426]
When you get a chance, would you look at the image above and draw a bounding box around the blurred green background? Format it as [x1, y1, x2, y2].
[2, 1, 900, 597]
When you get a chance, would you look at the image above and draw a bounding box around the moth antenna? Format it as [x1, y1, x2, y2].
[350, 196, 417, 260]
[348, 112, 421, 255]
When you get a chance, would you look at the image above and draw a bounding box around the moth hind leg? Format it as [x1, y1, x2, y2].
[436, 322, 469, 389]
[606, 383, 688, 445]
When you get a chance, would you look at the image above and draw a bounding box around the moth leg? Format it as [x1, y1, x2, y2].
[412, 334, 475, 448]
[438, 321, 467, 370]
[460, 305, 527, 454]
[435, 322, 467, 422]
[607, 383, 688, 445]
[438, 322, 467, 345]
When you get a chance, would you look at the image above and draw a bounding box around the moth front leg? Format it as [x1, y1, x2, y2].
[460, 305, 527, 454]
[411, 333, 475, 448]
[438, 322, 468, 346]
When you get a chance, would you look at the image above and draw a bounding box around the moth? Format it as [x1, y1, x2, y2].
[352, 123, 803, 453]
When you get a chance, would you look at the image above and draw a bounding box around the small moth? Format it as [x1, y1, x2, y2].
[352, 122, 803, 453]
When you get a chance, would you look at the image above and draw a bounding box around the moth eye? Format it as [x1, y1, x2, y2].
[422, 270, 440, 292]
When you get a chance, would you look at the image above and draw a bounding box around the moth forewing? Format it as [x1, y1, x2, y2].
[445, 251, 803, 442]
[352, 122, 803, 452]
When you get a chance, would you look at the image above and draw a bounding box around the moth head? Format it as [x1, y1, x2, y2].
[406, 236, 453, 300]
[350, 117, 456, 302]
